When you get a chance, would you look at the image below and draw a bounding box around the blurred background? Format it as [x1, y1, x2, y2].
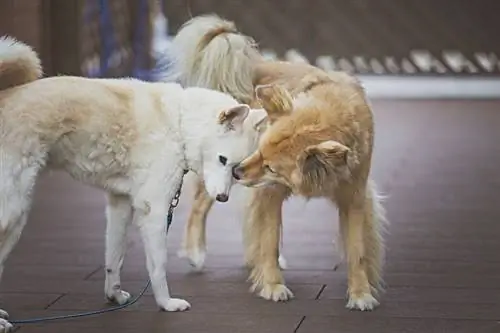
[1, 0, 499, 98]
[1, 2, 500, 333]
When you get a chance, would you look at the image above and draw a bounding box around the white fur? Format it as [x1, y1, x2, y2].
[167, 15, 261, 103]
[346, 293, 380, 311]
[104, 193, 133, 305]
[278, 254, 288, 270]
[0, 37, 266, 330]
[0, 36, 41, 75]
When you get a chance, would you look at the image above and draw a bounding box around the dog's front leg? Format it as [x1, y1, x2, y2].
[245, 184, 293, 301]
[133, 170, 190, 312]
[104, 193, 133, 305]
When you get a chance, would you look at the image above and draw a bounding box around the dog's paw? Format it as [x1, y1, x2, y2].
[159, 298, 191, 312]
[253, 283, 294, 302]
[278, 254, 288, 270]
[0, 318, 13, 333]
[106, 289, 131, 305]
[178, 247, 206, 271]
[346, 293, 379, 311]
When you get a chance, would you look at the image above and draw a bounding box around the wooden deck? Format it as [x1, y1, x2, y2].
[2, 99, 500, 332]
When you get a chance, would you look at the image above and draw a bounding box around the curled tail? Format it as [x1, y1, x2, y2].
[165, 14, 261, 103]
[0, 36, 42, 91]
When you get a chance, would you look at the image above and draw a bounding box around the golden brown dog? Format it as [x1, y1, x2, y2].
[169, 14, 387, 310]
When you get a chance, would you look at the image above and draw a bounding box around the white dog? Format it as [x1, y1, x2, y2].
[0, 36, 267, 332]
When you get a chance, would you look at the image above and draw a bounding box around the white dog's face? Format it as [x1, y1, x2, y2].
[203, 104, 267, 202]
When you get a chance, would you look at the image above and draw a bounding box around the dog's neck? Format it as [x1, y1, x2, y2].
[155, 83, 189, 173]
[167, 87, 221, 175]
[174, 106, 202, 173]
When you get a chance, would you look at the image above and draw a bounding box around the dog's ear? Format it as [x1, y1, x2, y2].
[218, 104, 250, 130]
[297, 140, 350, 175]
[255, 84, 293, 122]
[247, 108, 269, 132]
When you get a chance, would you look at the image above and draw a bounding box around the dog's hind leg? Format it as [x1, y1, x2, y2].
[244, 184, 293, 302]
[178, 178, 213, 271]
[338, 183, 381, 311]
[0, 211, 30, 277]
[0, 156, 40, 332]
[0, 211, 29, 332]
[104, 193, 133, 305]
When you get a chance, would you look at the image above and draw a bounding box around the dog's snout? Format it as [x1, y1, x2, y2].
[232, 164, 242, 180]
[216, 193, 229, 202]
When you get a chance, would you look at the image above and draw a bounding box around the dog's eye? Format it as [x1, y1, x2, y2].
[219, 155, 228, 166]
[265, 165, 277, 174]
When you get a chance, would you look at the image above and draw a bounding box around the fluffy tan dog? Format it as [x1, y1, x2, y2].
[168, 14, 387, 310]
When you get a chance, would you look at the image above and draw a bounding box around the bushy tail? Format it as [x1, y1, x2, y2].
[363, 179, 389, 292]
[0, 36, 42, 91]
[163, 14, 262, 103]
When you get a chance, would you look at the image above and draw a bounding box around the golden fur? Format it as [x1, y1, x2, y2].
[172, 15, 387, 310]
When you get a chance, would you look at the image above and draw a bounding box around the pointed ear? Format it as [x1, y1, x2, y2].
[297, 140, 350, 174]
[218, 104, 250, 130]
[247, 108, 269, 132]
[255, 84, 293, 122]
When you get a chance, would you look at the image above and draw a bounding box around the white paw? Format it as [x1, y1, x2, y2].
[254, 283, 294, 302]
[178, 247, 206, 271]
[159, 298, 191, 312]
[106, 289, 131, 305]
[0, 318, 13, 333]
[346, 293, 379, 311]
[278, 254, 287, 270]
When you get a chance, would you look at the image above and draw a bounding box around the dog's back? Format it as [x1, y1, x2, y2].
[0, 36, 179, 191]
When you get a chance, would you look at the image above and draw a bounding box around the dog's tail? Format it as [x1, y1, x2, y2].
[0, 36, 42, 91]
[363, 179, 389, 292]
[166, 14, 262, 103]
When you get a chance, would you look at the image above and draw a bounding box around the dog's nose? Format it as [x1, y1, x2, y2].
[216, 193, 229, 202]
[232, 164, 242, 180]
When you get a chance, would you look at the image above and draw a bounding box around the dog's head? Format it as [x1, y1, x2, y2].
[232, 85, 353, 196]
[201, 103, 267, 202]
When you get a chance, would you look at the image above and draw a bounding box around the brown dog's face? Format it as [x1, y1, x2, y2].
[232, 85, 351, 195]
[232, 143, 297, 189]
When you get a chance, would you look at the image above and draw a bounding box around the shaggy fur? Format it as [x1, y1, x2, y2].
[0, 36, 266, 332]
[169, 15, 388, 310]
